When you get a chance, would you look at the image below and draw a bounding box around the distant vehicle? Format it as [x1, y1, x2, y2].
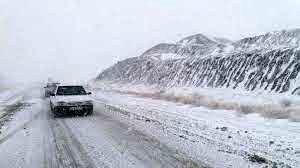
[44, 82, 59, 97]
[49, 85, 93, 117]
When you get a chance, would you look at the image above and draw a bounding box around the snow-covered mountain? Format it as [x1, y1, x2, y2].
[140, 33, 232, 61]
[97, 29, 300, 94]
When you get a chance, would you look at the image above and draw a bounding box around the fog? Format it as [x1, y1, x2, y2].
[0, 0, 300, 84]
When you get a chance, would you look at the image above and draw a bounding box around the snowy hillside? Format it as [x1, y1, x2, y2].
[235, 29, 300, 51]
[97, 29, 300, 94]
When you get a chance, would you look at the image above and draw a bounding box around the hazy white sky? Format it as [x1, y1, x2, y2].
[0, 0, 300, 83]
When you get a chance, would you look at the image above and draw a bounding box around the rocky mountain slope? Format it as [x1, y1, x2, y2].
[97, 29, 300, 94]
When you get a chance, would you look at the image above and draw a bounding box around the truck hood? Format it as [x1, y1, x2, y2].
[52, 95, 93, 103]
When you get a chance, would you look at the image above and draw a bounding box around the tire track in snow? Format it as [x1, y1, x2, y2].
[49, 116, 98, 168]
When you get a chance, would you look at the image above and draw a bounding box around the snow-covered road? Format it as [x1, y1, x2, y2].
[0, 88, 200, 168]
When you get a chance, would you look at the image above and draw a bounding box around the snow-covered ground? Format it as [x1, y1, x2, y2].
[0, 86, 28, 119]
[0, 87, 200, 168]
[1, 84, 299, 167]
[91, 81, 300, 121]
[90, 82, 300, 168]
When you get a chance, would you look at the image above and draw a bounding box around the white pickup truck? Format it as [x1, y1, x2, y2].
[50, 85, 93, 117]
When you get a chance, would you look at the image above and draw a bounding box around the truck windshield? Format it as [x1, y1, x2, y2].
[56, 86, 87, 96]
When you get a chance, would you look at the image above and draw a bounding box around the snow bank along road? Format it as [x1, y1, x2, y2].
[0, 87, 201, 168]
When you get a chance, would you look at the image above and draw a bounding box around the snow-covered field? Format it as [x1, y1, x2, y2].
[90, 82, 300, 168]
[91, 81, 300, 121]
